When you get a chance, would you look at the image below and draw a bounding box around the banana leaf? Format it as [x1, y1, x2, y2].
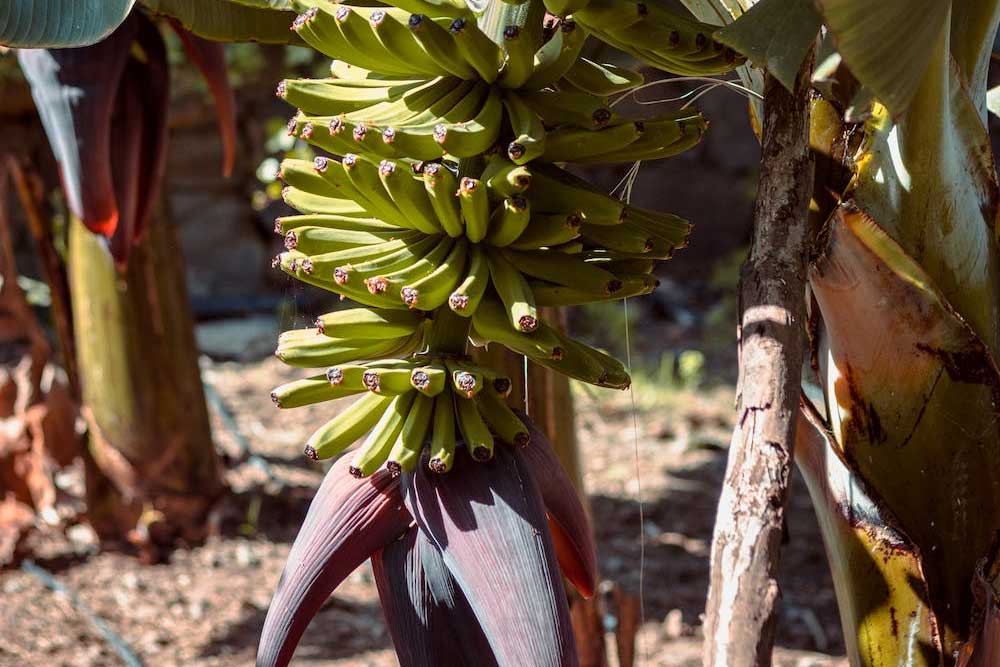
[139, 0, 299, 43]
[0, 0, 135, 47]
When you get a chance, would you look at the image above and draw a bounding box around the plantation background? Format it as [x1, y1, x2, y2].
[7, 35, 985, 666]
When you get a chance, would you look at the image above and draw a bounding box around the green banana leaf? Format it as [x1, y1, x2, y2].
[815, 0, 949, 116]
[226, 0, 294, 8]
[0, 0, 135, 47]
[715, 0, 820, 92]
[139, 0, 299, 43]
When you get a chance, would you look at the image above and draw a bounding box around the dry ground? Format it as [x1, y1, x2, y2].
[1, 356, 846, 667]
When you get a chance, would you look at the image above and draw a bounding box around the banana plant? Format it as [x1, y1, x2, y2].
[8, 1, 300, 557]
[692, 0, 1000, 665]
[257, 0, 744, 664]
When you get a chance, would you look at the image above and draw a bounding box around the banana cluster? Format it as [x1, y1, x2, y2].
[544, 0, 744, 76]
[272, 0, 712, 476]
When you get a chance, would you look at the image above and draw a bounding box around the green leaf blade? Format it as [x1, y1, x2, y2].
[0, 0, 135, 47]
[138, 0, 299, 44]
[714, 0, 820, 93]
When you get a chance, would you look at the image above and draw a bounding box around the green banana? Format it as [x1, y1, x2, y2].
[386, 392, 435, 473]
[542, 0, 591, 17]
[518, 88, 614, 129]
[535, 327, 631, 389]
[486, 247, 538, 332]
[365, 233, 454, 297]
[561, 57, 643, 95]
[350, 390, 416, 477]
[331, 235, 440, 290]
[408, 14, 477, 79]
[433, 86, 503, 157]
[284, 226, 420, 255]
[378, 159, 443, 234]
[498, 0, 546, 89]
[276, 329, 415, 368]
[270, 374, 364, 409]
[446, 360, 484, 398]
[401, 238, 469, 310]
[481, 156, 532, 197]
[540, 121, 643, 162]
[448, 16, 503, 83]
[423, 162, 465, 237]
[458, 177, 491, 243]
[410, 364, 448, 396]
[471, 297, 564, 359]
[362, 366, 421, 395]
[476, 387, 530, 446]
[304, 392, 395, 461]
[368, 9, 453, 78]
[576, 114, 707, 163]
[522, 18, 587, 90]
[486, 196, 531, 247]
[340, 153, 412, 228]
[455, 391, 495, 461]
[315, 307, 423, 339]
[428, 392, 457, 472]
[275, 214, 395, 236]
[448, 243, 489, 316]
[277, 77, 423, 116]
[530, 273, 658, 306]
[501, 247, 620, 294]
[529, 165, 624, 223]
[376, 0, 470, 19]
[509, 212, 581, 249]
[502, 91, 547, 164]
[281, 185, 369, 217]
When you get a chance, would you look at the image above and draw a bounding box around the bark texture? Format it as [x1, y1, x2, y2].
[702, 64, 815, 667]
[69, 212, 223, 560]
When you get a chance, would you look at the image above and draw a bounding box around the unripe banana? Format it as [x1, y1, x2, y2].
[534, 328, 631, 389]
[523, 19, 587, 90]
[277, 77, 423, 116]
[275, 214, 396, 236]
[455, 391, 495, 461]
[304, 392, 395, 461]
[529, 165, 625, 224]
[501, 247, 620, 294]
[575, 114, 707, 164]
[377, 0, 470, 19]
[517, 89, 614, 130]
[330, 5, 416, 76]
[428, 392, 457, 472]
[432, 86, 503, 157]
[368, 9, 454, 78]
[502, 91, 546, 164]
[378, 159, 443, 234]
[485, 246, 538, 333]
[331, 235, 440, 292]
[498, 0, 547, 89]
[481, 156, 532, 197]
[486, 196, 531, 247]
[445, 360, 484, 398]
[476, 387, 530, 447]
[364, 234, 454, 299]
[350, 390, 416, 477]
[271, 375, 364, 409]
[458, 177, 491, 243]
[284, 226, 420, 256]
[401, 237, 469, 310]
[530, 273, 658, 306]
[471, 297, 564, 360]
[539, 121, 643, 162]
[315, 307, 423, 339]
[339, 154, 412, 228]
[408, 14, 478, 79]
[448, 17, 503, 83]
[542, 0, 591, 17]
[422, 162, 465, 238]
[276, 329, 415, 368]
[448, 243, 489, 316]
[362, 365, 424, 395]
[509, 212, 581, 249]
[561, 58, 643, 96]
[410, 364, 448, 396]
[622, 205, 692, 248]
[281, 184, 369, 217]
[386, 392, 435, 473]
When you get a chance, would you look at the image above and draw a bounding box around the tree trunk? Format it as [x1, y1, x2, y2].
[69, 211, 222, 560]
[702, 61, 815, 667]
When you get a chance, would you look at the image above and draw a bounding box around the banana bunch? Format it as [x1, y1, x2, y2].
[544, 0, 745, 77]
[274, 155, 686, 320]
[269, 0, 725, 477]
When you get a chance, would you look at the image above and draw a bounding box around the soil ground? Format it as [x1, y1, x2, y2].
[1, 356, 847, 667]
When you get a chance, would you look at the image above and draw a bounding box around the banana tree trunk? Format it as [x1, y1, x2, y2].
[69, 210, 222, 559]
[799, 3, 1000, 665]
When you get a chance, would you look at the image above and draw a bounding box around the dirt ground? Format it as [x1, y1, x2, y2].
[1, 356, 847, 667]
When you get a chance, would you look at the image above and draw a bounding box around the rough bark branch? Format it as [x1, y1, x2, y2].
[702, 62, 815, 667]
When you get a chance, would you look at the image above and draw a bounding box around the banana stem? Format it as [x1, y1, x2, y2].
[425, 307, 472, 355]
